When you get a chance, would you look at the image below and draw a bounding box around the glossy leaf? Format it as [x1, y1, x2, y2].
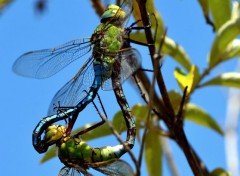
[209, 0, 231, 31]
[40, 145, 57, 164]
[200, 72, 240, 88]
[174, 65, 200, 95]
[210, 168, 231, 176]
[224, 39, 240, 59]
[185, 103, 224, 135]
[231, 1, 240, 20]
[209, 17, 240, 67]
[163, 37, 192, 71]
[145, 128, 162, 176]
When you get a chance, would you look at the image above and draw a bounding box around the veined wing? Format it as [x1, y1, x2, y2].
[13, 38, 92, 79]
[102, 48, 141, 90]
[119, 0, 133, 27]
[47, 57, 95, 115]
[92, 160, 134, 176]
[58, 166, 92, 176]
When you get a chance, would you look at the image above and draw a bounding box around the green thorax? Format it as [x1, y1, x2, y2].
[91, 23, 124, 65]
[58, 136, 116, 168]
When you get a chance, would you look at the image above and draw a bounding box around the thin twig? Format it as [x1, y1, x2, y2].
[91, 0, 105, 16]
[176, 86, 188, 123]
[137, 63, 157, 172]
[136, 1, 209, 175]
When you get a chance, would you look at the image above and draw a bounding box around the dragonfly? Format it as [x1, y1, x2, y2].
[33, 93, 135, 176]
[13, 0, 143, 148]
[41, 124, 134, 176]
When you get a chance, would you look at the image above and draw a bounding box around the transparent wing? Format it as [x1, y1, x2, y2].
[102, 48, 141, 90]
[47, 57, 95, 115]
[13, 38, 92, 79]
[119, 0, 133, 27]
[93, 160, 134, 176]
[58, 166, 81, 176]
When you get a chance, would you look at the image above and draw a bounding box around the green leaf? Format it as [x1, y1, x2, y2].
[185, 104, 224, 135]
[210, 168, 231, 176]
[209, 0, 231, 31]
[174, 65, 200, 95]
[224, 39, 240, 59]
[131, 104, 148, 122]
[144, 128, 162, 176]
[162, 37, 192, 71]
[209, 17, 240, 67]
[40, 145, 57, 164]
[131, 104, 150, 142]
[168, 90, 182, 114]
[231, 2, 240, 20]
[197, 0, 209, 18]
[200, 72, 240, 88]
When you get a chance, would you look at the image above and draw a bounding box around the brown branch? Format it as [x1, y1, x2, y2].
[90, 0, 105, 16]
[135, 1, 209, 175]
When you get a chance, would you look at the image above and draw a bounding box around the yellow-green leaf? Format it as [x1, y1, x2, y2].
[132, 104, 150, 142]
[40, 145, 57, 164]
[198, 0, 209, 18]
[174, 65, 200, 95]
[231, 1, 240, 20]
[224, 39, 240, 59]
[145, 128, 162, 176]
[162, 37, 192, 71]
[131, 104, 148, 122]
[168, 90, 182, 114]
[185, 103, 224, 135]
[209, 17, 240, 67]
[200, 72, 240, 88]
[209, 0, 231, 31]
[210, 168, 231, 176]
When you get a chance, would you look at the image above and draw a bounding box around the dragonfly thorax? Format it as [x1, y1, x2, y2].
[101, 4, 126, 25]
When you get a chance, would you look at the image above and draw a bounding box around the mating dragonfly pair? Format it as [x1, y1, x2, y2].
[13, 0, 152, 175]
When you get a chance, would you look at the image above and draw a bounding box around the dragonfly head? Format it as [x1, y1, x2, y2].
[43, 125, 66, 145]
[101, 4, 126, 24]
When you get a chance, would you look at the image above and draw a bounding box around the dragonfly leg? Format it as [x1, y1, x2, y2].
[124, 13, 158, 46]
[111, 64, 136, 149]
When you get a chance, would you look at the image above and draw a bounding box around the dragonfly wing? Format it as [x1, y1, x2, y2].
[119, 0, 133, 27]
[102, 48, 141, 90]
[13, 38, 92, 79]
[58, 166, 81, 176]
[93, 160, 134, 176]
[47, 57, 95, 115]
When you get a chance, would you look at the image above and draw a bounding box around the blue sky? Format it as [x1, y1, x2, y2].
[0, 0, 239, 175]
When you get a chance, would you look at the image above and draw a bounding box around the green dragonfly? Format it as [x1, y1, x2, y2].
[42, 124, 134, 176]
[13, 1, 145, 152]
[34, 89, 136, 175]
